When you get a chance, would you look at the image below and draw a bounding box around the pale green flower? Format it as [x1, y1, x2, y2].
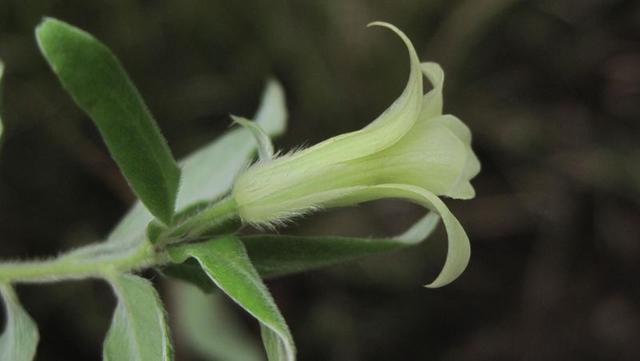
[232, 22, 480, 287]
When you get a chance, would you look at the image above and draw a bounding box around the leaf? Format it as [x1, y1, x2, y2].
[160, 259, 217, 293]
[35, 18, 181, 225]
[169, 236, 295, 361]
[160, 213, 439, 288]
[172, 282, 264, 361]
[242, 213, 440, 279]
[103, 274, 172, 361]
[0, 285, 39, 361]
[105, 79, 287, 248]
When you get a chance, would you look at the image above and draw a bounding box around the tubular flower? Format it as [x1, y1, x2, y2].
[231, 22, 480, 287]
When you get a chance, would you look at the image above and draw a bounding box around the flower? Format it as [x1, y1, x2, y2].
[231, 22, 480, 287]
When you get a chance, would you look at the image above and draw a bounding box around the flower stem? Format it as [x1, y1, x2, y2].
[156, 196, 240, 247]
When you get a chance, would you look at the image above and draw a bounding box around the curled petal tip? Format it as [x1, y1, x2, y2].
[367, 21, 390, 28]
[424, 280, 445, 289]
[365, 22, 419, 68]
[366, 22, 407, 39]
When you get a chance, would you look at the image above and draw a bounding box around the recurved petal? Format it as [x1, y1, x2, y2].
[269, 22, 423, 170]
[419, 62, 445, 121]
[324, 184, 471, 288]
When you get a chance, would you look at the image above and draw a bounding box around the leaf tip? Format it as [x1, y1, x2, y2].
[35, 16, 62, 39]
[35, 17, 66, 57]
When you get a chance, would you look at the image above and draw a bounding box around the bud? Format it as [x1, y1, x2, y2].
[232, 22, 480, 287]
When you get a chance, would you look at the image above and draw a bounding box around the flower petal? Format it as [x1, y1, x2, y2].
[434, 114, 471, 144]
[324, 184, 471, 288]
[419, 62, 444, 120]
[233, 22, 424, 223]
[431, 115, 481, 199]
[352, 115, 468, 196]
[446, 147, 480, 200]
[267, 22, 423, 170]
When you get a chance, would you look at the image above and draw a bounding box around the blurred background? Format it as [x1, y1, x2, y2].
[1, 0, 640, 360]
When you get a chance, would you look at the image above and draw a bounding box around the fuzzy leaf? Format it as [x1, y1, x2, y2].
[161, 259, 217, 293]
[172, 282, 264, 361]
[243, 213, 440, 279]
[169, 236, 295, 361]
[36, 18, 181, 225]
[105, 79, 287, 248]
[0, 285, 39, 361]
[160, 213, 439, 288]
[103, 274, 172, 361]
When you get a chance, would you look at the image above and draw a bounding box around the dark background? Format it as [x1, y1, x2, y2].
[1, 0, 640, 360]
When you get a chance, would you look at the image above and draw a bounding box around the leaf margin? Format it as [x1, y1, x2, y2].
[0, 284, 39, 361]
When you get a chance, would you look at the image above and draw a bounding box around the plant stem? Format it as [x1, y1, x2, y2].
[157, 196, 239, 247]
[0, 197, 239, 284]
[0, 243, 158, 284]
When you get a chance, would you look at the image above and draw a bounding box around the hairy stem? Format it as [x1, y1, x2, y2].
[0, 197, 239, 284]
[0, 243, 159, 284]
[156, 196, 239, 247]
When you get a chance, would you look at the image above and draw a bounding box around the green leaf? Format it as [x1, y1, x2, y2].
[0, 285, 39, 361]
[160, 213, 439, 288]
[169, 236, 295, 361]
[243, 213, 440, 279]
[103, 274, 172, 361]
[172, 282, 264, 361]
[35, 18, 181, 225]
[105, 79, 287, 248]
[160, 259, 216, 293]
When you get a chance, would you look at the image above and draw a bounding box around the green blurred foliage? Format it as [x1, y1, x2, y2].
[1, 0, 640, 360]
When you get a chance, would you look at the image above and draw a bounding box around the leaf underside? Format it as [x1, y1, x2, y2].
[164, 212, 440, 287]
[172, 282, 264, 361]
[243, 219, 438, 279]
[169, 236, 295, 361]
[0, 285, 39, 361]
[103, 274, 172, 361]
